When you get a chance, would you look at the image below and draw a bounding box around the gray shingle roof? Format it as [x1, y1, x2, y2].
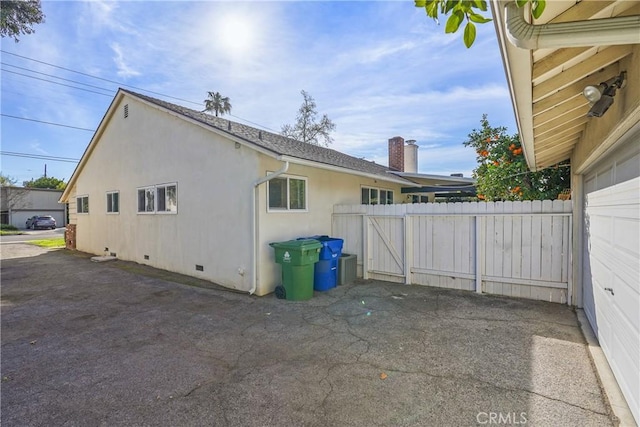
[122, 89, 408, 182]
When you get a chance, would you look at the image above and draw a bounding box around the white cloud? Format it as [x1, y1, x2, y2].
[110, 43, 140, 79]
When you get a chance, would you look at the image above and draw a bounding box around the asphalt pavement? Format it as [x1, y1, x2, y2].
[0, 244, 617, 426]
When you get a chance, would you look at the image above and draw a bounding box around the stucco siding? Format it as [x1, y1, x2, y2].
[73, 96, 261, 291]
[573, 45, 640, 173]
[256, 157, 404, 295]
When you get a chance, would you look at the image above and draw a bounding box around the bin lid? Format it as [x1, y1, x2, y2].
[269, 239, 322, 251]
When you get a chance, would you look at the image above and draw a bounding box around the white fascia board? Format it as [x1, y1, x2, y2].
[491, 0, 537, 171]
[278, 155, 415, 186]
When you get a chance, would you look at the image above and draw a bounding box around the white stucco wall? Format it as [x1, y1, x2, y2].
[72, 95, 261, 292]
[256, 157, 404, 295]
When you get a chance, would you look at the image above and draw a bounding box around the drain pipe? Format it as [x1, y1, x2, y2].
[505, 2, 640, 50]
[249, 161, 289, 295]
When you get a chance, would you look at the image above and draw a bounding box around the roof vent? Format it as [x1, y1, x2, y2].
[227, 121, 231, 131]
[450, 173, 463, 177]
[258, 131, 262, 140]
[124, 104, 129, 119]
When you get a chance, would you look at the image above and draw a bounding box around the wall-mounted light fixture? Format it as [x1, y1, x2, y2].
[583, 71, 626, 118]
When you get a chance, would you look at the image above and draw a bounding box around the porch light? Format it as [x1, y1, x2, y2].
[583, 71, 626, 118]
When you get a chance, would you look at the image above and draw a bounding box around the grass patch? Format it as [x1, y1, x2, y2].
[28, 238, 65, 248]
[0, 224, 22, 235]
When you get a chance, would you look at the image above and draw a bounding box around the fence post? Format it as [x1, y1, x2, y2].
[404, 213, 412, 285]
[362, 214, 369, 280]
[475, 215, 482, 293]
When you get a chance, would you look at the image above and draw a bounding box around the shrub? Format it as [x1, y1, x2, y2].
[1, 224, 18, 231]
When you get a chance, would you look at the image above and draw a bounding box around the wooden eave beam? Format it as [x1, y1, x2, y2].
[536, 147, 575, 168]
[532, 45, 633, 102]
[534, 114, 588, 138]
[533, 47, 594, 82]
[537, 134, 581, 152]
[533, 97, 590, 127]
[535, 122, 586, 145]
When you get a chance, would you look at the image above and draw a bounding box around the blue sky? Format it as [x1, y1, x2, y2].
[1, 1, 517, 185]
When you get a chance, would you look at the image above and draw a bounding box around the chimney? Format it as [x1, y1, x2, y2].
[404, 140, 418, 173]
[388, 136, 405, 171]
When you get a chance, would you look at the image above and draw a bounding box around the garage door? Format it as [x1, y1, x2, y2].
[583, 139, 639, 425]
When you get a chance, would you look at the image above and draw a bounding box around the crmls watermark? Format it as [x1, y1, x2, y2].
[476, 412, 528, 425]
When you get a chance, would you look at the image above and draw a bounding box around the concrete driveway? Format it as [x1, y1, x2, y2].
[1, 245, 615, 426]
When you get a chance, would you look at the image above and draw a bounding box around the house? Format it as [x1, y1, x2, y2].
[387, 136, 477, 201]
[1, 186, 66, 229]
[59, 88, 472, 297]
[491, 0, 639, 423]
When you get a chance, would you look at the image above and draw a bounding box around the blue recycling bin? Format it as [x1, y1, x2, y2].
[299, 235, 344, 291]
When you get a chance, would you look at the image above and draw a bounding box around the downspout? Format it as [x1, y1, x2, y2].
[249, 161, 289, 295]
[505, 2, 640, 50]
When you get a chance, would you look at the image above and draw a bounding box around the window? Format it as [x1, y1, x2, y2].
[137, 183, 178, 214]
[106, 191, 119, 213]
[268, 175, 307, 211]
[77, 195, 89, 214]
[156, 183, 177, 213]
[361, 187, 393, 205]
[381, 189, 394, 205]
[137, 187, 155, 213]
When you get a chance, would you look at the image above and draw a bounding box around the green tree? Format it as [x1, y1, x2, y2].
[281, 90, 336, 147]
[1, 0, 45, 42]
[414, 0, 545, 48]
[24, 176, 66, 190]
[203, 91, 232, 117]
[464, 115, 569, 201]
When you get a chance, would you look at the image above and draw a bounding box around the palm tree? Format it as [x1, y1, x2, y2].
[203, 91, 232, 117]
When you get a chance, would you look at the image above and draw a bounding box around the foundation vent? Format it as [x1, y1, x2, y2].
[196, 264, 204, 271]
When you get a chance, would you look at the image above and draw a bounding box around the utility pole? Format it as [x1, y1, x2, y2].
[44, 163, 47, 178]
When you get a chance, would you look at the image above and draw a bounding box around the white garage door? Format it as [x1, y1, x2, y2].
[583, 138, 640, 425]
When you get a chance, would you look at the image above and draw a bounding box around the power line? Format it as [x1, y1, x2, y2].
[1, 50, 279, 133]
[2, 62, 116, 93]
[2, 69, 113, 97]
[1, 114, 95, 132]
[1, 50, 200, 106]
[1, 151, 80, 163]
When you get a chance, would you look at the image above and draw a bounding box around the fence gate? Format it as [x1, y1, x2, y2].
[367, 216, 405, 282]
[333, 201, 573, 304]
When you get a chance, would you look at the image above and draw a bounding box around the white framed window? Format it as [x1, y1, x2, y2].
[106, 191, 119, 214]
[156, 183, 177, 214]
[137, 183, 178, 214]
[361, 187, 393, 205]
[267, 175, 307, 212]
[77, 195, 89, 214]
[137, 186, 155, 213]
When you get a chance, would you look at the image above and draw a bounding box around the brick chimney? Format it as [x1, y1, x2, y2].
[388, 136, 404, 171]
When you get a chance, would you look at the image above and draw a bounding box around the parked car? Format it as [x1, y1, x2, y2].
[25, 215, 57, 230]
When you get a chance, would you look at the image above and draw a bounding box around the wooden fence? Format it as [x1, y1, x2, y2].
[332, 200, 572, 304]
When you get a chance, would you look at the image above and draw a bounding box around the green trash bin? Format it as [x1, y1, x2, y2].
[269, 239, 322, 301]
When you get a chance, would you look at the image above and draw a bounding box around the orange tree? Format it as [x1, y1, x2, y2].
[464, 115, 570, 201]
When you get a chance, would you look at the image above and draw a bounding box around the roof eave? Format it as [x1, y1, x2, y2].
[60, 89, 126, 202]
[491, 0, 538, 171]
[279, 155, 415, 186]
